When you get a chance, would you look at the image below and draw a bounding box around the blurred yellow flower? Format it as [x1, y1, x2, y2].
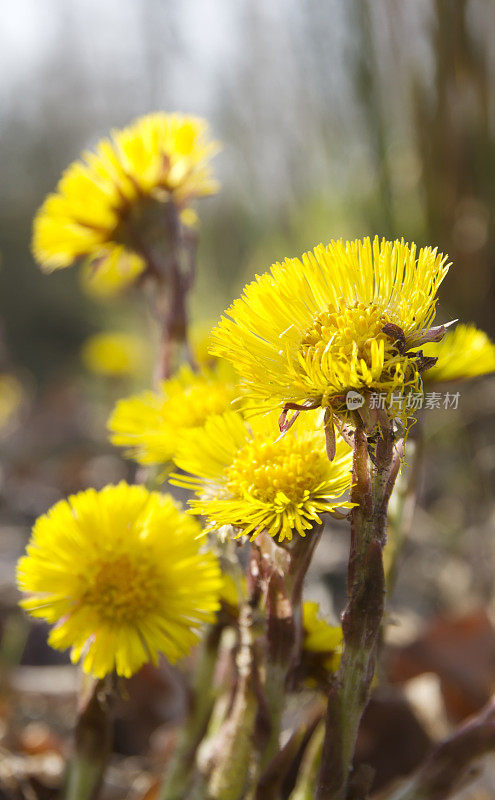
[423, 323, 495, 384]
[80, 252, 145, 298]
[302, 601, 343, 674]
[0, 373, 24, 430]
[32, 112, 219, 283]
[172, 410, 354, 542]
[211, 237, 450, 435]
[190, 321, 219, 368]
[82, 332, 144, 377]
[80, 208, 199, 299]
[108, 363, 237, 466]
[17, 483, 222, 679]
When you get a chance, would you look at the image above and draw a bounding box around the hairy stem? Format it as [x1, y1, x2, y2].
[206, 553, 263, 800]
[159, 624, 224, 800]
[135, 202, 197, 382]
[260, 527, 323, 770]
[316, 422, 402, 800]
[64, 678, 114, 800]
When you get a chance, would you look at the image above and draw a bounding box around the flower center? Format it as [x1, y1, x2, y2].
[83, 553, 160, 624]
[300, 300, 394, 364]
[226, 436, 328, 505]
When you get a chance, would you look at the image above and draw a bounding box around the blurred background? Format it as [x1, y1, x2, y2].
[1, 1, 495, 797]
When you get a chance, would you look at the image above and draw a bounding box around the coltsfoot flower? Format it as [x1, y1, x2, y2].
[302, 601, 343, 675]
[32, 112, 219, 283]
[82, 332, 144, 377]
[423, 323, 495, 384]
[172, 411, 354, 542]
[17, 483, 222, 678]
[211, 237, 451, 448]
[0, 373, 24, 431]
[108, 363, 237, 466]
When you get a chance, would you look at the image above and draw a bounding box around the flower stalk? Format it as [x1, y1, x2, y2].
[260, 526, 324, 769]
[64, 678, 114, 800]
[316, 419, 403, 800]
[206, 552, 264, 800]
[159, 622, 224, 800]
[135, 202, 197, 383]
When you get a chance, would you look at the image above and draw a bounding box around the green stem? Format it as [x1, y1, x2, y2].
[288, 720, 325, 800]
[159, 624, 223, 800]
[64, 678, 113, 800]
[256, 698, 325, 800]
[316, 422, 402, 800]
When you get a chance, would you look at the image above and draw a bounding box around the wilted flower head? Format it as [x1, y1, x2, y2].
[32, 112, 219, 283]
[423, 323, 495, 384]
[82, 332, 145, 377]
[172, 410, 354, 543]
[17, 483, 221, 679]
[108, 363, 237, 466]
[211, 237, 450, 449]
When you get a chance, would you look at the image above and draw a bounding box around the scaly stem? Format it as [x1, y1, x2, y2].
[134, 202, 197, 382]
[260, 527, 323, 770]
[206, 553, 263, 800]
[154, 204, 196, 381]
[316, 422, 402, 800]
[64, 678, 114, 800]
[159, 623, 224, 800]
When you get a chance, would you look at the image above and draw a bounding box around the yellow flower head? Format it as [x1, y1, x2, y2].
[17, 483, 222, 679]
[0, 373, 24, 431]
[211, 237, 450, 435]
[108, 363, 237, 467]
[190, 321, 220, 368]
[172, 410, 354, 543]
[82, 332, 144, 377]
[80, 252, 145, 298]
[33, 112, 219, 280]
[302, 601, 343, 674]
[423, 324, 495, 384]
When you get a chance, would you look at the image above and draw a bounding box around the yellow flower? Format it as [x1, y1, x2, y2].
[0, 373, 23, 430]
[32, 112, 219, 280]
[81, 332, 144, 377]
[302, 601, 343, 674]
[190, 321, 220, 368]
[172, 410, 354, 543]
[17, 483, 222, 679]
[80, 208, 199, 299]
[423, 323, 495, 384]
[108, 363, 237, 466]
[211, 237, 450, 434]
[80, 252, 145, 298]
